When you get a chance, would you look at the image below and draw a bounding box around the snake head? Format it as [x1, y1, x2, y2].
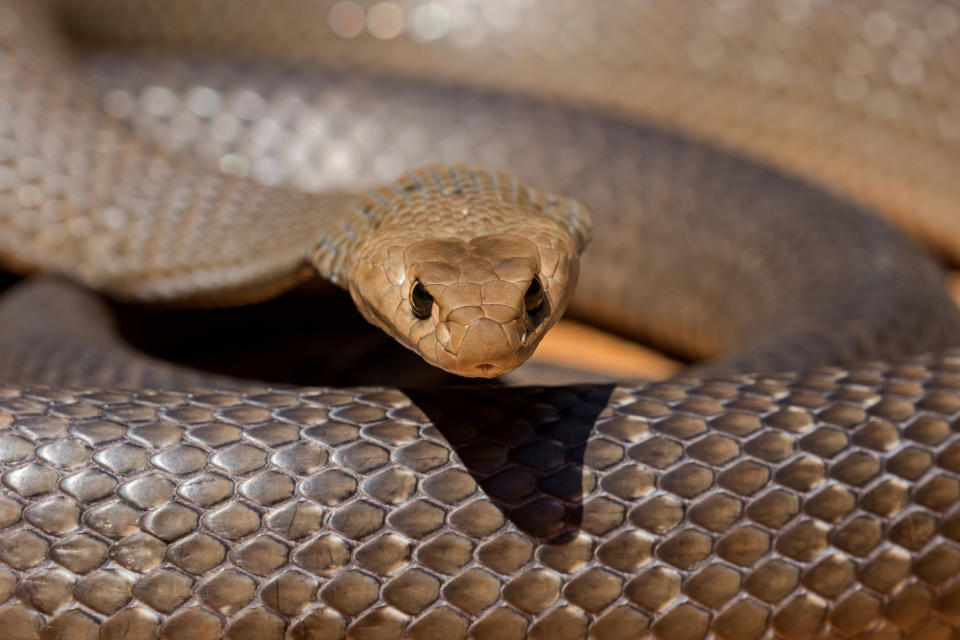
[336, 165, 592, 378]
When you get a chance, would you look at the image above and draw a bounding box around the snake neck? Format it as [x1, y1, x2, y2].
[308, 199, 377, 289]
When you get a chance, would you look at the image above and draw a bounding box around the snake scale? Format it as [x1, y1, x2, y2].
[1, 0, 960, 637]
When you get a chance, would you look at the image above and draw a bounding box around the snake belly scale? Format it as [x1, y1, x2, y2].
[0, 1, 959, 638]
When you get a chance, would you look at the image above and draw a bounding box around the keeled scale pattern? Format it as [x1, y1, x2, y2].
[0, 354, 958, 638]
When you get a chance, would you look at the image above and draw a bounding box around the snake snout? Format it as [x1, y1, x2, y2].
[430, 273, 547, 377]
[454, 317, 524, 377]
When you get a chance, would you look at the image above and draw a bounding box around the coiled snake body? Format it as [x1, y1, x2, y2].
[1, 1, 960, 638]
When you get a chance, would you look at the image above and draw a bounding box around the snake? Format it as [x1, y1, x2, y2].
[0, 0, 960, 638]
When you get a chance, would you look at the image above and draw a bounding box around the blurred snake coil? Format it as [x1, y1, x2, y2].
[2, 1, 960, 638]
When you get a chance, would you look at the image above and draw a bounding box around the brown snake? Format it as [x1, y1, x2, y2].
[1, 1, 960, 638]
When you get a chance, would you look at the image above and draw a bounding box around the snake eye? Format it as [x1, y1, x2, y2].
[410, 281, 433, 319]
[524, 277, 545, 314]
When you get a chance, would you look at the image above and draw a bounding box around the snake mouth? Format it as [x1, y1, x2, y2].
[472, 363, 504, 377]
[459, 362, 516, 378]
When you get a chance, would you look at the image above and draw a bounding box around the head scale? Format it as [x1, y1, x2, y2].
[330, 164, 592, 378]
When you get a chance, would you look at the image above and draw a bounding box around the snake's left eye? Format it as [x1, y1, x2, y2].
[410, 281, 434, 319]
[524, 277, 545, 314]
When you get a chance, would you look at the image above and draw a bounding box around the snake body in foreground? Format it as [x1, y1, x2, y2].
[1, 1, 960, 638]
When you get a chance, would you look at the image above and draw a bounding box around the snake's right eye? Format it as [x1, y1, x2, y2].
[410, 281, 434, 319]
[524, 277, 545, 314]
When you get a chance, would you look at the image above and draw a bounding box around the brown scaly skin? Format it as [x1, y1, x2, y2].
[0, 319, 956, 638]
[314, 166, 591, 377]
[0, 1, 960, 637]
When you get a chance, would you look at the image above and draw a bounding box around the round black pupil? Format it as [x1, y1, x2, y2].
[525, 278, 543, 311]
[412, 282, 432, 318]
